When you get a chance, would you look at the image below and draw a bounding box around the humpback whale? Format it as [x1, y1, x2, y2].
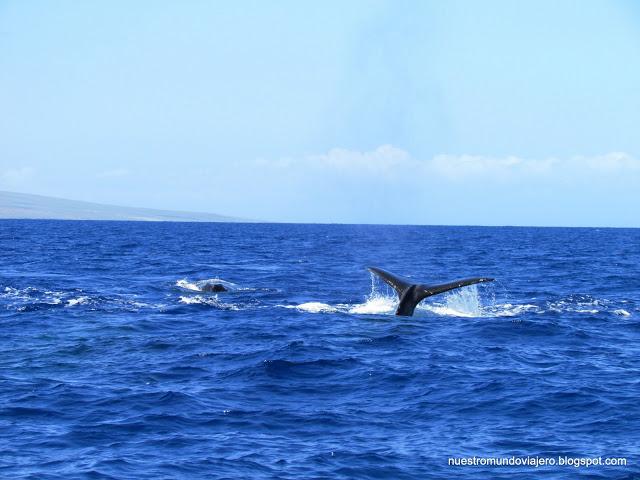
[201, 283, 228, 293]
[368, 267, 494, 316]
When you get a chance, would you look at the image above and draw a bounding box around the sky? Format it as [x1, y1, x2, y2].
[1, 0, 639, 226]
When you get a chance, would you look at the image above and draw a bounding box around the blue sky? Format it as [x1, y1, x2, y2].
[1, 0, 639, 226]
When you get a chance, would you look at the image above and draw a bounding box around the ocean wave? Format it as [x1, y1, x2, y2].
[3, 283, 633, 319]
[2, 286, 66, 312]
[1, 286, 163, 313]
[283, 287, 634, 319]
[66, 296, 91, 307]
[543, 295, 632, 316]
[263, 357, 357, 371]
[178, 295, 241, 310]
[486, 303, 540, 317]
[285, 284, 495, 317]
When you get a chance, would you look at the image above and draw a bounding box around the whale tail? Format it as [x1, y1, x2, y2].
[367, 267, 494, 316]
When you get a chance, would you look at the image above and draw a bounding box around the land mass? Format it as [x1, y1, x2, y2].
[0, 191, 246, 222]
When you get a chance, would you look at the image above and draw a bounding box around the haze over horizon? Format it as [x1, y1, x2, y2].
[1, 1, 639, 227]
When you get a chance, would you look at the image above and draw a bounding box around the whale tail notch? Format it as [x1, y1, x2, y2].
[367, 266, 494, 316]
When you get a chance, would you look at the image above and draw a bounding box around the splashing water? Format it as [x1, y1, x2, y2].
[422, 285, 483, 317]
[281, 273, 627, 319]
[359, 273, 487, 317]
[348, 272, 397, 314]
[290, 274, 492, 317]
[348, 296, 396, 315]
[293, 302, 338, 313]
[178, 295, 241, 310]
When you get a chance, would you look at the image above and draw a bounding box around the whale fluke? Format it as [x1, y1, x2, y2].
[368, 267, 494, 316]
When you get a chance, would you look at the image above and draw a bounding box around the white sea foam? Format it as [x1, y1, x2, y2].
[0, 286, 168, 312]
[280, 296, 394, 315]
[179, 295, 205, 304]
[348, 296, 396, 315]
[294, 302, 338, 313]
[66, 296, 90, 307]
[2, 286, 66, 306]
[176, 279, 201, 291]
[2, 286, 31, 299]
[547, 296, 607, 315]
[488, 303, 539, 317]
[284, 279, 547, 318]
[421, 304, 477, 318]
[178, 295, 240, 310]
[287, 282, 490, 317]
[3, 280, 633, 320]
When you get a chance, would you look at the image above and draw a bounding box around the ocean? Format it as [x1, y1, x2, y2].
[1, 220, 638, 479]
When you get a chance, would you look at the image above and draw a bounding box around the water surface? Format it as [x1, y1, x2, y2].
[1, 221, 638, 479]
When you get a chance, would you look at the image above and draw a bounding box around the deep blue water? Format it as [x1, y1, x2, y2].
[1, 220, 639, 479]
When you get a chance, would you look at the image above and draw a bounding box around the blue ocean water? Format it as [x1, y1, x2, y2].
[1, 220, 639, 479]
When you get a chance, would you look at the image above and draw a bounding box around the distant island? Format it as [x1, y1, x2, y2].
[0, 191, 246, 222]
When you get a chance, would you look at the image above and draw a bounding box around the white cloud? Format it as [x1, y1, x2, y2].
[578, 152, 640, 172]
[257, 145, 415, 174]
[429, 154, 529, 179]
[430, 152, 640, 179]
[258, 147, 640, 182]
[307, 145, 413, 173]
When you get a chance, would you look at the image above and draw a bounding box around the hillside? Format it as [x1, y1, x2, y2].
[0, 191, 245, 222]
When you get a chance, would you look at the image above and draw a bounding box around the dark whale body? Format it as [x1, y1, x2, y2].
[368, 267, 494, 316]
[201, 283, 228, 293]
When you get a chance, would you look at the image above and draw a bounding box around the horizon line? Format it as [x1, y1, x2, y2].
[0, 189, 637, 229]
